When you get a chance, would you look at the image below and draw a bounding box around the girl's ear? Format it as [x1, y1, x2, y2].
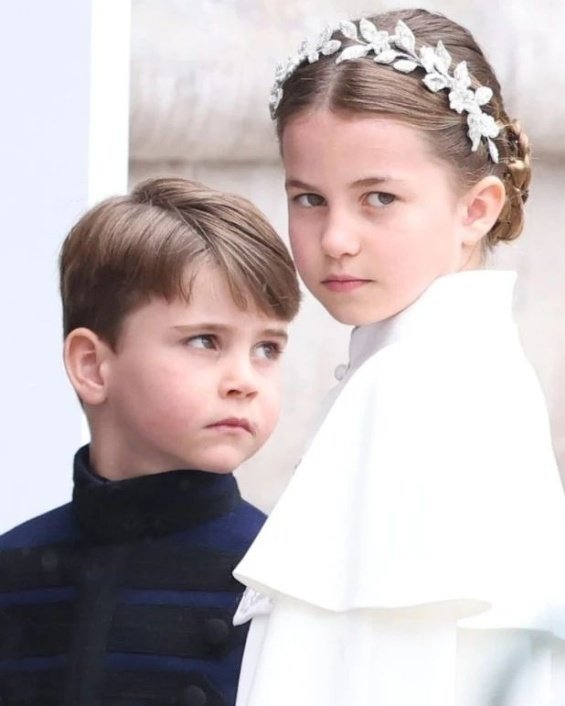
[460, 175, 506, 246]
[63, 328, 112, 406]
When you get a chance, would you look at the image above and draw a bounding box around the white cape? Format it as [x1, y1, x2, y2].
[234, 271, 565, 706]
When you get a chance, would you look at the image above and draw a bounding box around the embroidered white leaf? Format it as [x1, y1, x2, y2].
[419, 46, 436, 72]
[394, 59, 418, 73]
[467, 111, 499, 151]
[394, 20, 416, 54]
[467, 126, 481, 151]
[337, 44, 371, 62]
[373, 31, 392, 53]
[339, 20, 358, 40]
[287, 56, 301, 74]
[453, 61, 471, 88]
[373, 49, 399, 64]
[322, 39, 342, 56]
[359, 18, 378, 43]
[269, 87, 283, 116]
[423, 72, 449, 92]
[449, 87, 476, 113]
[435, 41, 452, 71]
[319, 26, 333, 44]
[433, 51, 449, 75]
[482, 114, 500, 138]
[474, 86, 493, 106]
[488, 138, 499, 163]
[274, 62, 286, 82]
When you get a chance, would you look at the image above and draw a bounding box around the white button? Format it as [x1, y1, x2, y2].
[334, 363, 348, 381]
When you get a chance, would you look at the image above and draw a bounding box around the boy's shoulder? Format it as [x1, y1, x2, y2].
[194, 493, 266, 554]
[230, 496, 266, 537]
[0, 502, 77, 551]
[209, 490, 267, 541]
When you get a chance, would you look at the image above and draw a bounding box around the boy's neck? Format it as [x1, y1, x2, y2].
[86, 435, 222, 481]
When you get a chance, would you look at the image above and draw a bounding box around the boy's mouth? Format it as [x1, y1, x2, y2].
[206, 418, 254, 434]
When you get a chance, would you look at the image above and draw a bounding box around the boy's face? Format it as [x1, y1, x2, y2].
[96, 264, 288, 477]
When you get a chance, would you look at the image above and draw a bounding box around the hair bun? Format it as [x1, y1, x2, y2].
[488, 120, 532, 245]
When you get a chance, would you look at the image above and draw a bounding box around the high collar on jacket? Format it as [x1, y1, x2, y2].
[72, 445, 240, 543]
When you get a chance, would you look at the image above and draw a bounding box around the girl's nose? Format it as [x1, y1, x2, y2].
[320, 211, 362, 259]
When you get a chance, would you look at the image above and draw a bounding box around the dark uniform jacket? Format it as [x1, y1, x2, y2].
[0, 446, 265, 706]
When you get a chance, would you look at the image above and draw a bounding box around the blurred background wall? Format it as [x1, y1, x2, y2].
[129, 0, 565, 511]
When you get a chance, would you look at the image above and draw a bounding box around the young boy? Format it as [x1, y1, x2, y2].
[0, 177, 300, 706]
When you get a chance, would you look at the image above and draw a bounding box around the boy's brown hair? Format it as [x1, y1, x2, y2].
[60, 177, 301, 348]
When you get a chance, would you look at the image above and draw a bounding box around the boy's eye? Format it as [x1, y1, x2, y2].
[294, 193, 325, 208]
[185, 334, 217, 350]
[366, 191, 396, 207]
[254, 341, 283, 361]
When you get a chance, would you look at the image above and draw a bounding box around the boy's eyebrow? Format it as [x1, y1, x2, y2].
[173, 324, 288, 342]
[261, 328, 289, 343]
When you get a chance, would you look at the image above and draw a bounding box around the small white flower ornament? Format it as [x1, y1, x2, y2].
[270, 19, 501, 163]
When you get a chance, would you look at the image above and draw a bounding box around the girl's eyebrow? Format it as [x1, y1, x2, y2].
[285, 175, 400, 191]
[351, 176, 394, 188]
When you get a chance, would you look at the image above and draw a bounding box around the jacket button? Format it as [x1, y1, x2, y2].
[180, 685, 207, 706]
[204, 617, 230, 646]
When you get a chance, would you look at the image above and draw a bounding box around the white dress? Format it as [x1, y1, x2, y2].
[233, 271, 565, 706]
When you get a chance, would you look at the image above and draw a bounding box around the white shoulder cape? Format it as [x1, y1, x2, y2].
[236, 271, 565, 628]
[233, 271, 565, 705]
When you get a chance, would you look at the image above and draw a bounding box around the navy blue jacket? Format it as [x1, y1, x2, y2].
[0, 446, 265, 706]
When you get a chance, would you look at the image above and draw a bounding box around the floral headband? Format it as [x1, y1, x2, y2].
[270, 19, 501, 163]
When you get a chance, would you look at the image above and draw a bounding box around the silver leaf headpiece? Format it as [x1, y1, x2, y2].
[270, 19, 501, 163]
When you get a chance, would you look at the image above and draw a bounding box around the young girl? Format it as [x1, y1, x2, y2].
[233, 8, 565, 705]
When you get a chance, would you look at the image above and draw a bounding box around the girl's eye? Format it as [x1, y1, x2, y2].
[294, 193, 325, 208]
[254, 341, 283, 361]
[185, 334, 217, 350]
[366, 191, 396, 207]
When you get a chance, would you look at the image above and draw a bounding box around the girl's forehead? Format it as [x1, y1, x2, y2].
[284, 110, 426, 150]
[282, 110, 438, 178]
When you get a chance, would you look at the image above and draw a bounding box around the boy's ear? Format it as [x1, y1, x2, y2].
[63, 328, 112, 406]
[460, 175, 506, 246]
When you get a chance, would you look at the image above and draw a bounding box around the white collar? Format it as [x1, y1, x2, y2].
[346, 270, 516, 377]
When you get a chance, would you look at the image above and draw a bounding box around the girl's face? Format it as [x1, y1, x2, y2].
[282, 110, 481, 325]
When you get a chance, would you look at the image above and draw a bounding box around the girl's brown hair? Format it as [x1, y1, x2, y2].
[276, 8, 530, 247]
[60, 177, 300, 348]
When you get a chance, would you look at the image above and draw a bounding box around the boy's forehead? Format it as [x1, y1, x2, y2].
[118, 294, 288, 346]
[185, 263, 287, 324]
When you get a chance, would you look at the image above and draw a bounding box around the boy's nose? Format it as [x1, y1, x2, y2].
[219, 357, 258, 399]
[320, 212, 362, 259]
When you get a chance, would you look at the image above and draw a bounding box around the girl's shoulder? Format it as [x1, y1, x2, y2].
[342, 327, 537, 431]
